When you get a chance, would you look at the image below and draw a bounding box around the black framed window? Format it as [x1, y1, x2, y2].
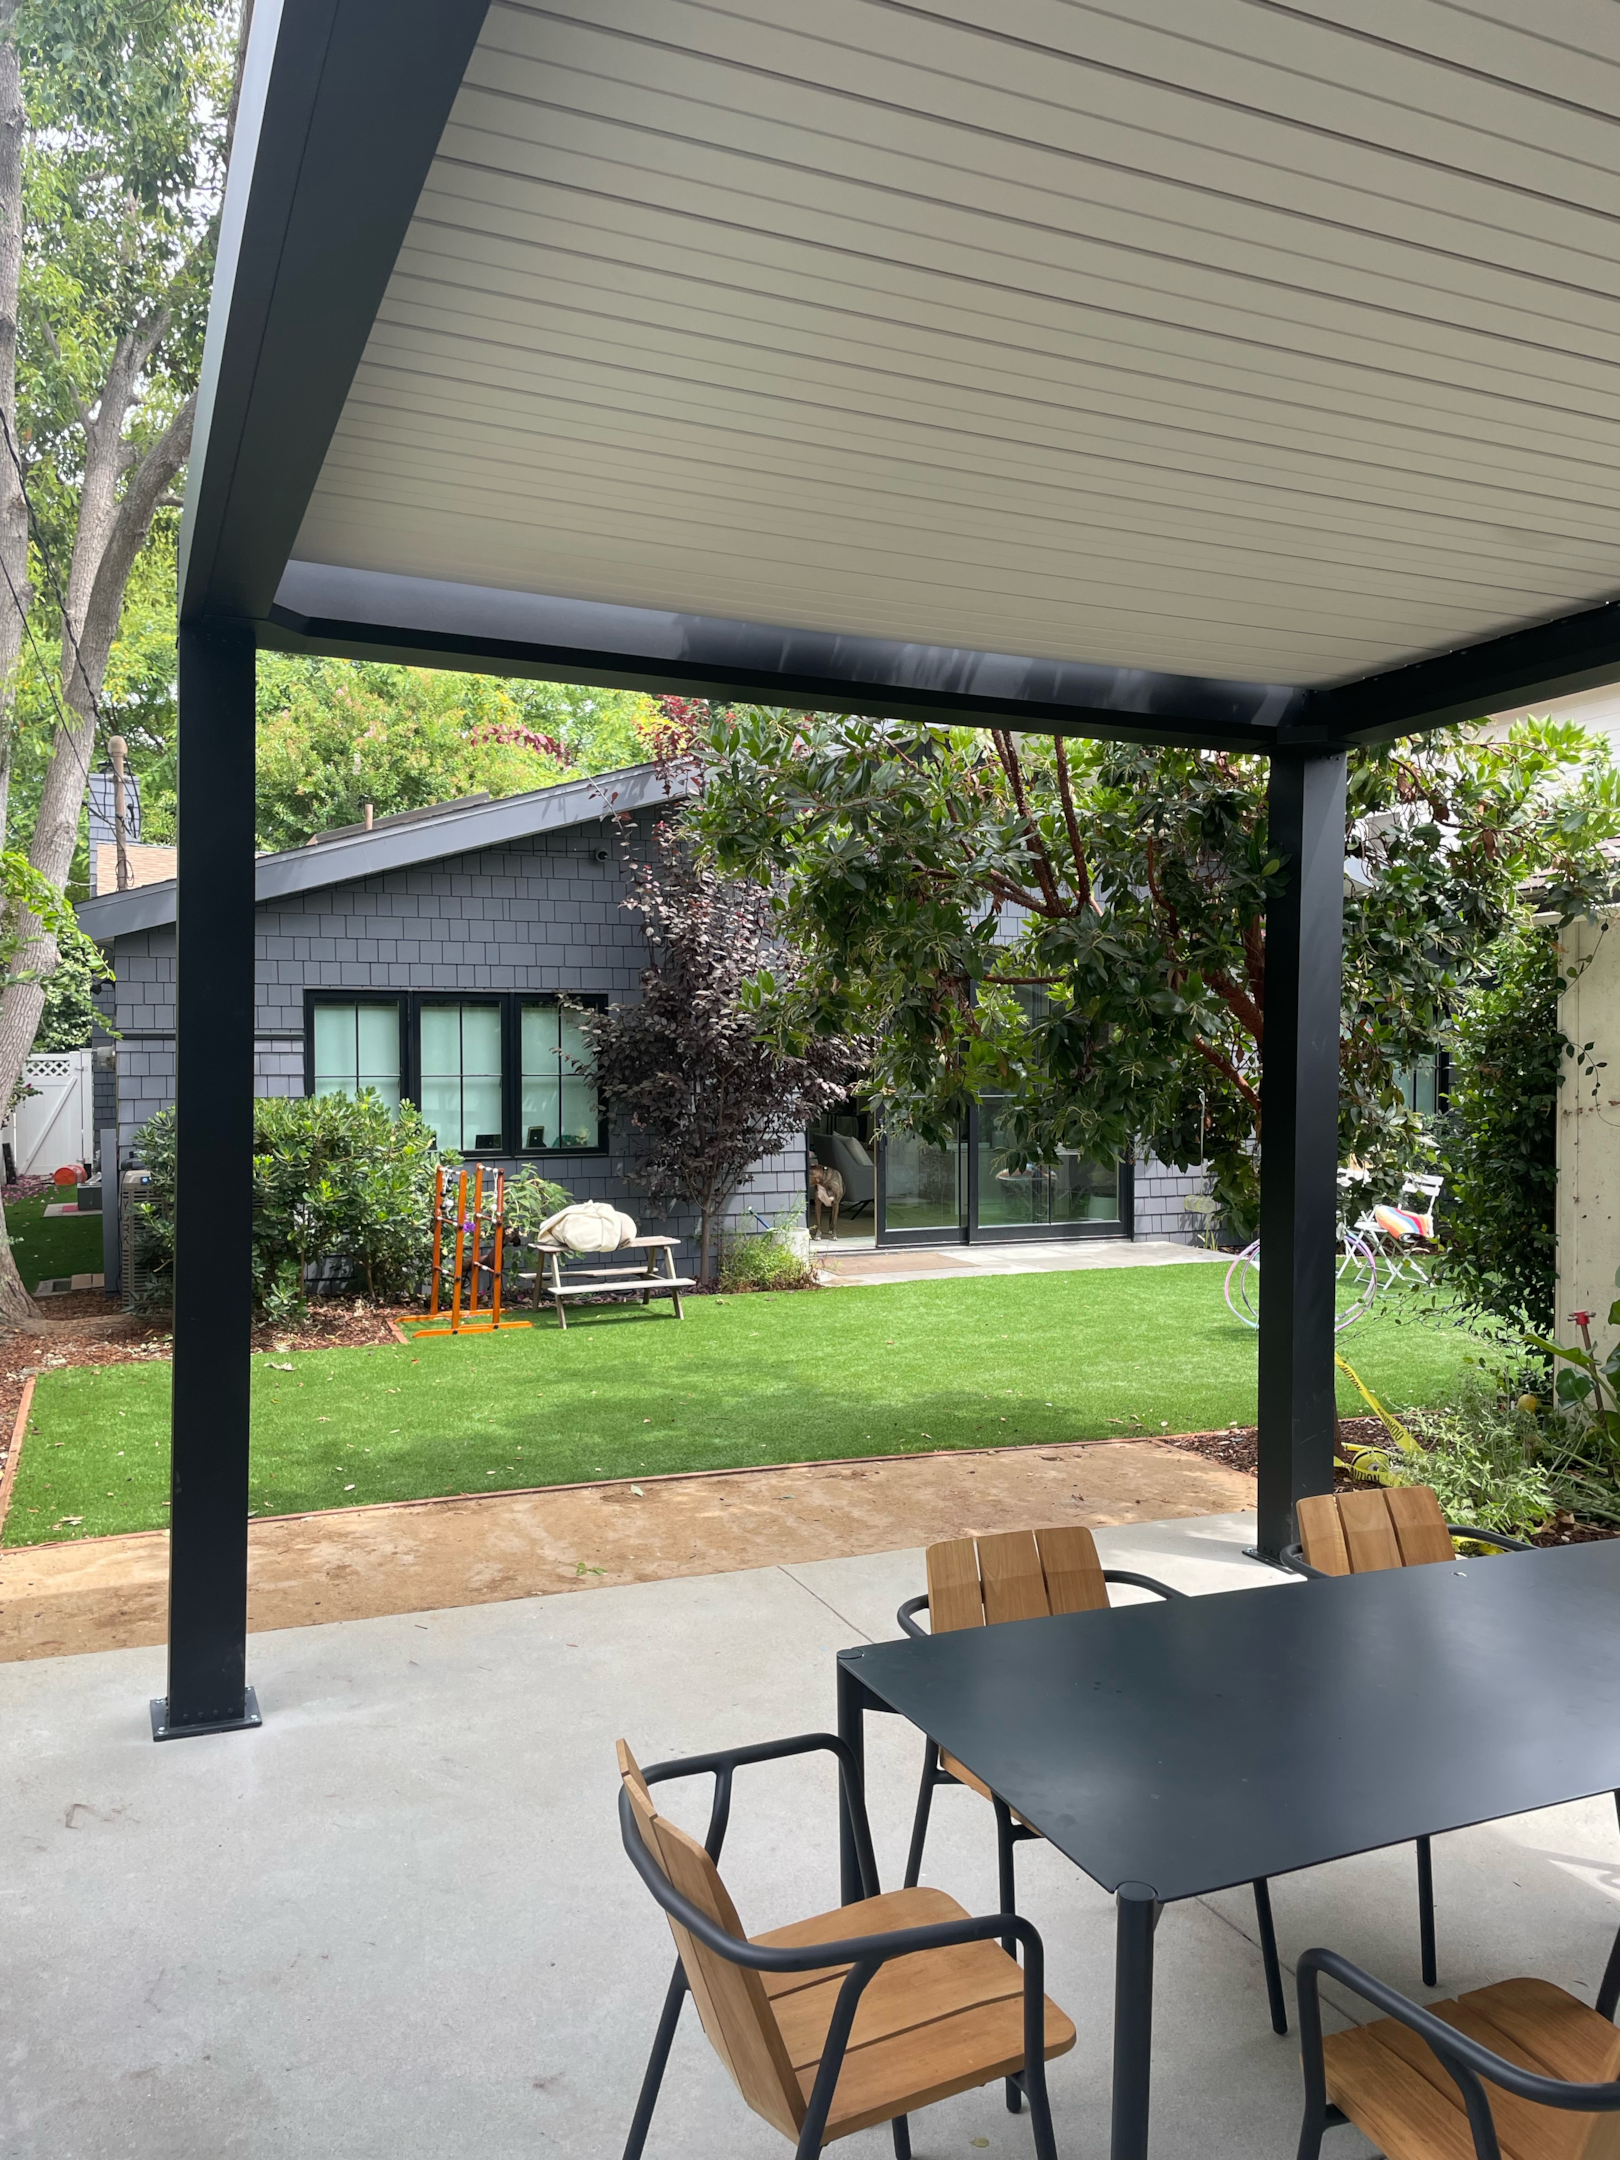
[305, 991, 604, 1154]
[307, 995, 405, 1108]
[520, 999, 600, 1152]
[418, 999, 505, 1153]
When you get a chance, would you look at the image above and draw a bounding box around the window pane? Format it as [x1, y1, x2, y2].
[312, 1004, 356, 1095]
[520, 1001, 600, 1150]
[419, 1005, 460, 1077]
[418, 1004, 504, 1152]
[314, 1002, 401, 1108]
[461, 1005, 502, 1077]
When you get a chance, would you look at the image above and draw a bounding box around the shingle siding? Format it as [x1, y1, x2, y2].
[105, 811, 797, 1249]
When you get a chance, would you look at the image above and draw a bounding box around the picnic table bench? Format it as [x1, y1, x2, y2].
[522, 1234, 693, 1326]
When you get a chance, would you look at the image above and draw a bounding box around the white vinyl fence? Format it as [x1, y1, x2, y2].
[2, 1048, 95, 1177]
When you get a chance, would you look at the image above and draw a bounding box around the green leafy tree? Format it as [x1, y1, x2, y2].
[695, 712, 1620, 1238]
[0, 0, 240, 1315]
[253, 657, 666, 850]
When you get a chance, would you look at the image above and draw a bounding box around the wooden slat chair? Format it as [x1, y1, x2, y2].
[1296, 1934, 1620, 2160]
[894, 1527, 1293, 2042]
[617, 1732, 1076, 2160]
[1285, 1486, 1533, 1989]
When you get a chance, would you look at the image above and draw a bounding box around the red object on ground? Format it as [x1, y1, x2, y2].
[52, 1166, 78, 1185]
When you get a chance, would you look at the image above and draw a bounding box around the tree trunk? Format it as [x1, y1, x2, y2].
[0, 2, 31, 1321]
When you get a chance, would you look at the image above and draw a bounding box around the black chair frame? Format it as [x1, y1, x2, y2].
[1281, 1519, 1533, 1991]
[1295, 1935, 1620, 2160]
[619, 1730, 1062, 2160]
[892, 1575, 1292, 2042]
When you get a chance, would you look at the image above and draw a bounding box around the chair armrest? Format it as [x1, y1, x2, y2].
[1298, 1947, 1620, 2116]
[1445, 1523, 1533, 1553]
[622, 1787, 1046, 1972]
[1102, 1568, 1188, 1601]
[896, 1593, 931, 1639]
[1279, 1542, 1330, 1579]
[641, 1732, 879, 1897]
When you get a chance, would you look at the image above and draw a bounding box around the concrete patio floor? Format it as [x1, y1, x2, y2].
[815, 1237, 1228, 1287]
[7, 1512, 1620, 2160]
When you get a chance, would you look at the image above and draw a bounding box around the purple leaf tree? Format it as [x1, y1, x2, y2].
[582, 820, 859, 1283]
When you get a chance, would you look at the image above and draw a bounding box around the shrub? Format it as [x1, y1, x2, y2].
[500, 1166, 572, 1242]
[1392, 1369, 1556, 1538]
[135, 1092, 449, 1311]
[1435, 929, 1566, 1337]
[718, 1217, 817, 1293]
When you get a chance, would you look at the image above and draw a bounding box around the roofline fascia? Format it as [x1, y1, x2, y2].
[76, 762, 688, 941]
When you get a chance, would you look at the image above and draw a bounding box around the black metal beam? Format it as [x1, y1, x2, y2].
[153, 623, 260, 1741]
[266, 563, 1304, 752]
[1254, 748, 1347, 1560]
[1301, 595, 1620, 746]
[178, 0, 489, 624]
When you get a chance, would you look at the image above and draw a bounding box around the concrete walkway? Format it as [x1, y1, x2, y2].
[817, 1237, 1228, 1287]
[7, 1514, 1620, 2160]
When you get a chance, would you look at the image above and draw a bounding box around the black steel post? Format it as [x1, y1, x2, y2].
[1255, 748, 1348, 1559]
[1111, 1881, 1160, 2160]
[837, 1655, 868, 1903]
[152, 621, 260, 1741]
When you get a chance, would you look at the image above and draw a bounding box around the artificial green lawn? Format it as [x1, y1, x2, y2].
[4, 1264, 1486, 1545]
[7, 1194, 104, 1287]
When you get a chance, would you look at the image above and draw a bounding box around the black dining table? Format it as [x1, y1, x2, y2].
[835, 1538, 1620, 2160]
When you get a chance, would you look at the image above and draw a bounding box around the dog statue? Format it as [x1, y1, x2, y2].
[808, 1160, 845, 1238]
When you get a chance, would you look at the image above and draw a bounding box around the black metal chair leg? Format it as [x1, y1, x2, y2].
[903, 1744, 939, 1890]
[993, 1797, 1023, 2112]
[891, 2113, 912, 2159]
[1416, 1835, 1437, 1988]
[1252, 1877, 1288, 2035]
[623, 1960, 688, 2160]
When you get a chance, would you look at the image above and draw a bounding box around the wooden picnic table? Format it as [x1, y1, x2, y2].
[521, 1234, 694, 1327]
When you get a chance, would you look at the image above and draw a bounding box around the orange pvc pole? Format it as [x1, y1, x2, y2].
[429, 1165, 444, 1317]
[468, 1164, 484, 1319]
[450, 1170, 466, 1332]
[490, 1169, 504, 1327]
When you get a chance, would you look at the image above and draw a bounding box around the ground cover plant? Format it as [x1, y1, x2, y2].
[5, 1265, 1485, 1543]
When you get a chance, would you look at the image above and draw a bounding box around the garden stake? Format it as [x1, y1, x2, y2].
[468, 1164, 483, 1320]
[450, 1169, 466, 1331]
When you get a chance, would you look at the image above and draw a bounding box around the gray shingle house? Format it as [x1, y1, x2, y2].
[77, 762, 1196, 1252]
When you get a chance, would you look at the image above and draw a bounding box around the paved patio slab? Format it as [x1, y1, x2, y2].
[6, 1515, 1620, 2160]
[817, 1238, 1227, 1287]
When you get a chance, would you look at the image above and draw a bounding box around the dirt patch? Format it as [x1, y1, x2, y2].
[0, 1435, 1255, 1660]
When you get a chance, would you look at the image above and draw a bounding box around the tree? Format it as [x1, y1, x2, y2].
[0, 0, 239, 1315]
[581, 818, 859, 1282]
[694, 712, 1620, 1237]
[252, 657, 662, 850]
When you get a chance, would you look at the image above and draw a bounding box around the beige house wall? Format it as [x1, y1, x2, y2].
[1558, 915, 1620, 1359]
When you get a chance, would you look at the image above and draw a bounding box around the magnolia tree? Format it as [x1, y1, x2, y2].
[581, 819, 860, 1282]
[693, 712, 1620, 1238]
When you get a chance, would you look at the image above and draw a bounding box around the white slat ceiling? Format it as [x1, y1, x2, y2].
[292, 0, 1620, 685]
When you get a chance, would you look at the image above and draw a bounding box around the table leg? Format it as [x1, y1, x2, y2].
[837, 1656, 869, 1906]
[1112, 1882, 1160, 2160]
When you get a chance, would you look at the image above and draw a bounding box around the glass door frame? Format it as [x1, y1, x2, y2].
[872, 1109, 1135, 1246]
[964, 1104, 1134, 1242]
[874, 1129, 967, 1246]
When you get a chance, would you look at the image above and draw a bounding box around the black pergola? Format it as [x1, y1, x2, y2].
[162, 0, 1620, 1735]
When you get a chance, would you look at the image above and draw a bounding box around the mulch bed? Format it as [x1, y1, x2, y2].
[1164, 1416, 1619, 1546]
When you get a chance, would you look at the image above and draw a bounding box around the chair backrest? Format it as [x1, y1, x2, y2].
[926, 1526, 1109, 1631]
[1296, 1486, 1454, 1576]
[616, 1741, 803, 2140]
